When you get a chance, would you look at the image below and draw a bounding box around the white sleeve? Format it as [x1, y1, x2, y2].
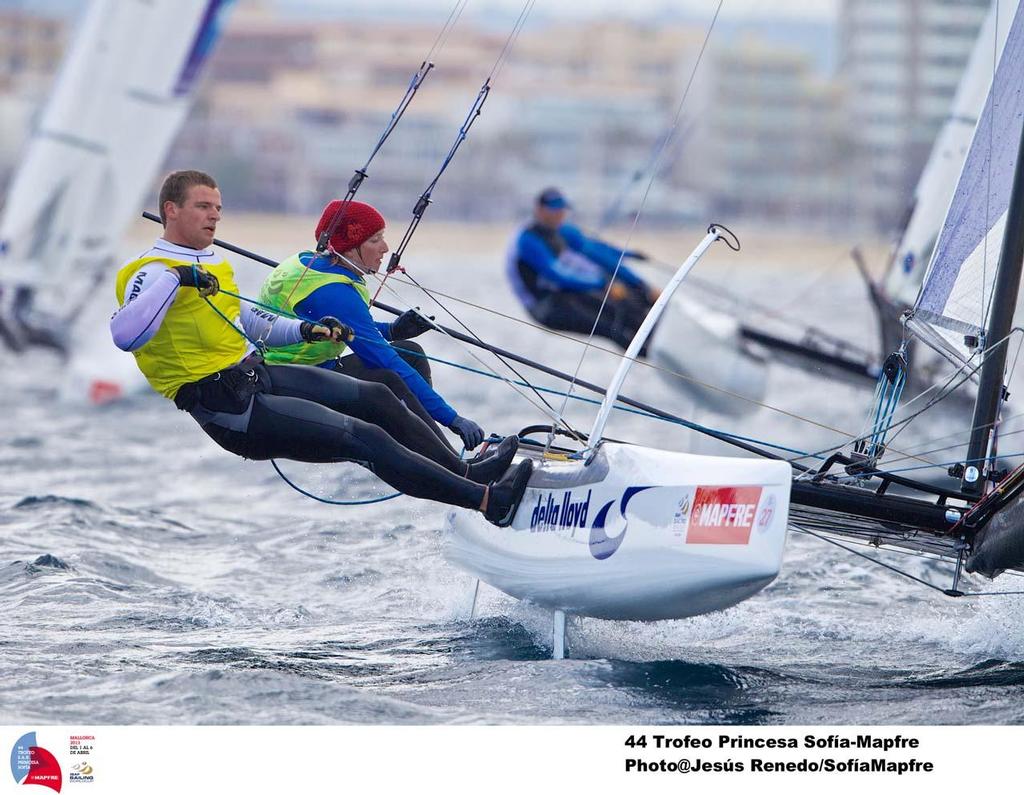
[239, 303, 305, 348]
[110, 265, 181, 351]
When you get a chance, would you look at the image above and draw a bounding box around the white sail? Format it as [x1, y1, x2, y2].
[883, 0, 1018, 309]
[0, 0, 234, 349]
[910, 1, 1024, 360]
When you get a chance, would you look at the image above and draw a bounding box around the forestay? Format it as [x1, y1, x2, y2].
[909, 1, 1024, 362]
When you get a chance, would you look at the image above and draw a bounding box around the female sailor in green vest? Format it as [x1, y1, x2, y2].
[258, 200, 485, 452]
[109, 170, 532, 526]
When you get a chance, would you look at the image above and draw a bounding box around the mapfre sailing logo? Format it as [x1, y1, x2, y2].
[686, 486, 763, 545]
[10, 731, 62, 792]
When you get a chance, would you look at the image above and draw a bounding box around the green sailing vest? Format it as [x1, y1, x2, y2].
[258, 251, 371, 365]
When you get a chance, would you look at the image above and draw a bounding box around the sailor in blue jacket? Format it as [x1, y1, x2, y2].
[261, 200, 485, 452]
[507, 188, 658, 354]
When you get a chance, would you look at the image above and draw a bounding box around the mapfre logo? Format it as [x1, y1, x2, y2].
[686, 486, 763, 545]
[10, 732, 62, 792]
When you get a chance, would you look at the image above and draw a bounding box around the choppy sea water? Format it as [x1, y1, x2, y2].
[2, 236, 1024, 726]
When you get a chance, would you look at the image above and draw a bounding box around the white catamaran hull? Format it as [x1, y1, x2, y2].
[444, 442, 791, 621]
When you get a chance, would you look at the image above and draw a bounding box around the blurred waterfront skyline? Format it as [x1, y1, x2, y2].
[0, 1, 994, 234]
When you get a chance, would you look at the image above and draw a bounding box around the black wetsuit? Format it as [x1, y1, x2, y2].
[331, 339, 455, 451]
[175, 357, 485, 510]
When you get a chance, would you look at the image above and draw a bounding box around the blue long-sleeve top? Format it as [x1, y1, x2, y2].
[515, 222, 648, 293]
[293, 260, 458, 427]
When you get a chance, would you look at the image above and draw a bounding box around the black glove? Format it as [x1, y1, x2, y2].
[172, 265, 219, 296]
[390, 308, 435, 341]
[300, 316, 354, 343]
[449, 415, 484, 450]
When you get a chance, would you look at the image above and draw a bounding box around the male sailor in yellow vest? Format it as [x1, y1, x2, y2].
[109, 170, 531, 526]
[259, 199, 484, 453]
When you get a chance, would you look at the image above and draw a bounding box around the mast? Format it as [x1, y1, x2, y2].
[961, 117, 1024, 495]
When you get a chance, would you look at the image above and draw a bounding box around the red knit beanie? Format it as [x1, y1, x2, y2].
[315, 200, 386, 253]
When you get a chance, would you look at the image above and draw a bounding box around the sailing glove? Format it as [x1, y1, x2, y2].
[449, 415, 484, 450]
[300, 316, 354, 344]
[390, 308, 435, 340]
[172, 265, 219, 297]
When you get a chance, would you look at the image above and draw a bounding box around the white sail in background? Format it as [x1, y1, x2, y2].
[0, 0, 234, 351]
[883, 0, 1018, 309]
[910, 1, 1024, 361]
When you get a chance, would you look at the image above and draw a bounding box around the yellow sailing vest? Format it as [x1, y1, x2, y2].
[259, 251, 369, 366]
[114, 254, 246, 399]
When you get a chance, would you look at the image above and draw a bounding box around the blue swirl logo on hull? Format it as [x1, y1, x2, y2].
[588, 486, 653, 560]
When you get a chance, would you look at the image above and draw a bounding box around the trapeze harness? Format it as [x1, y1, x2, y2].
[257, 251, 452, 445]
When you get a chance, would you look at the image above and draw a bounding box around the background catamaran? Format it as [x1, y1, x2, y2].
[681, 0, 1020, 390]
[0, 0, 234, 361]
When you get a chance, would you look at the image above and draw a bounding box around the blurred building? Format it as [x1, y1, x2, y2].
[170, 9, 711, 223]
[0, 10, 68, 189]
[839, 0, 989, 231]
[0, 9, 65, 92]
[0, 2, 1000, 236]
[698, 36, 856, 230]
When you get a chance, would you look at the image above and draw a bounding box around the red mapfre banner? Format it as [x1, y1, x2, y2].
[686, 486, 763, 545]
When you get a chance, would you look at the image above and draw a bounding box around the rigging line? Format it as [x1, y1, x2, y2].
[635, 254, 874, 356]
[368, 268, 588, 441]
[389, 270, 588, 443]
[835, 451, 1024, 480]
[703, 259, 872, 353]
[882, 328, 1024, 451]
[284, 3, 465, 307]
[876, 420, 1024, 470]
[980, 0, 999, 333]
[788, 526, 965, 567]
[796, 526, 962, 595]
[422, 0, 469, 71]
[548, 0, 726, 451]
[384, 272, 876, 440]
[271, 460, 401, 506]
[791, 354, 983, 474]
[384, 270, 981, 464]
[770, 249, 862, 318]
[359, 328, 820, 459]
[371, 0, 536, 303]
[487, 0, 536, 84]
[140, 209, 815, 466]
[790, 328, 1021, 472]
[791, 525, 1024, 591]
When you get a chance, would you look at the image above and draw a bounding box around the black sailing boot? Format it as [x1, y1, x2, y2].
[465, 435, 519, 484]
[484, 458, 534, 527]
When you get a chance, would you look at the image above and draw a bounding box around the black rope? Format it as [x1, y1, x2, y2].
[798, 526, 1024, 597]
[395, 269, 588, 445]
[313, 0, 469, 254]
[385, 80, 491, 275]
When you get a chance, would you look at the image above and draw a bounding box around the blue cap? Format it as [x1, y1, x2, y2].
[537, 187, 570, 210]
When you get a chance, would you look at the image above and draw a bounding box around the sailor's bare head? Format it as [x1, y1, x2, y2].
[534, 187, 570, 228]
[160, 170, 221, 250]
